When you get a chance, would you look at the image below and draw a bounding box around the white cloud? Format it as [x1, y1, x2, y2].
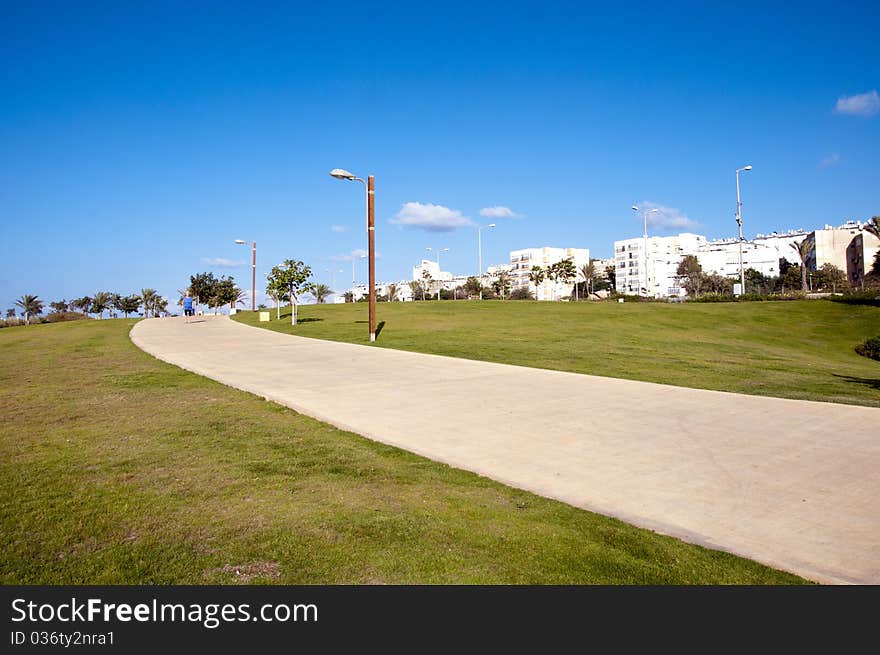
[389, 202, 473, 232]
[633, 202, 700, 231]
[329, 248, 370, 262]
[331, 224, 347, 233]
[202, 257, 245, 267]
[834, 90, 880, 117]
[818, 153, 841, 168]
[479, 206, 520, 219]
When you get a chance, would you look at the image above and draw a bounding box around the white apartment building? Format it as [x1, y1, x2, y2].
[508, 247, 590, 300]
[411, 259, 453, 283]
[697, 239, 780, 278]
[614, 233, 707, 298]
[752, 230, 810, 266]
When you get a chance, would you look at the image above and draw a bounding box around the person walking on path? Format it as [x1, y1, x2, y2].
[183, 292, 194, 323]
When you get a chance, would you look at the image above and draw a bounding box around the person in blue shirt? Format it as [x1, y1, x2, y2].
[183, 292, 194, 322]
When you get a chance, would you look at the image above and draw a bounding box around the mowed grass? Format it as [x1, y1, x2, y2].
[235, 300, 880, 407]
[0, 319, 805, 584]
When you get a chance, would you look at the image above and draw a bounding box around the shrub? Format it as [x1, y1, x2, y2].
[827, 291, 880, 307]
[509, 287, 534, 300]
[45, 311, 90, 323]
[855, 336, 880, 361]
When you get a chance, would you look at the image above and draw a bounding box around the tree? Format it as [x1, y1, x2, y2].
[420, 269, 432, 301]
[266, 271, 290, 319]
[462, 277, 482, 299]
[781, 264, 802, 292]
[386, 284, 399, 302]
[528, 266, 545, 300]
[492, 271, 512, 299]
[14, 295, 43, 325]
[230, 286, 248, 310]
[817, 263, 846, 293]
[208, 276, 236, 314]
[704, 274, 733, 295]
[71, 296, 91, 316]
[117, 295, 141, 318]
[5, 309, 14, 319]
[310, 283, 332, 304]
[188, 273, 218, 315]
[604, 265, 616, 290]
[744, 268, 771, 295]
[50, 299, 68, 314]
[580, 261, 597, 297]
[789, 238, 815, 291]
[864, 216, 880, 240]
[676, 255, 704, 297]
[268, 259, 312, 325]
[90, 292, 112, 319]
[153, 297, 169, 316]
[140, 288, 159, 317]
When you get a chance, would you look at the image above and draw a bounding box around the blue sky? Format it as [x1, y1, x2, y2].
[1, 0, 878, 309]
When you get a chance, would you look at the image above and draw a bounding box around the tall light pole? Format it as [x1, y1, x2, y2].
[477, 223, 496, 300]
[426, 246, 449, 300]
[735, 165, 753, 295]
[631, 206, 658, 297]
[330, 169, 376, 341]
[234, 239, 256, 311]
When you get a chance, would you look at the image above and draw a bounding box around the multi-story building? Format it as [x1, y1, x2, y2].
[614, 233, 706, 298]
[508, 247, 590, 300]
[411, 259, 453, 283]
[847, 232, 880, 288]
[752, 230, 810, 266]
[805, 222, 880, 285]
[697, 239, 780, 279]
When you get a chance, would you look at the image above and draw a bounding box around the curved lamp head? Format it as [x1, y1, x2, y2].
[488, 223, 496, 228]
[330, 168, 357, 180]
[234, 239, 247, 245]
[744, 165, 753, 171]
[631, 205, 639, 212]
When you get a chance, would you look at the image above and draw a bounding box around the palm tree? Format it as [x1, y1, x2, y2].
[14, 295, 43, 325]
[310, 283, 332, 304]
[72, 296, 92, 316]
[528, 266, 545, 300]
[5, 309, 14, 319]
[387, 283, 399, 302]
[790, 238, 815, 291]
[231, 286, 248, 310]
[420, 270, 431, 301]
[153, 296, 169, 316]
[90, 292, 112, 319]
[580, 261, 597, 297]
[140, 288, 158, 318]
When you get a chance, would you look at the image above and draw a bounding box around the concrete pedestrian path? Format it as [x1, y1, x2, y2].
[131, 315, 880, 584]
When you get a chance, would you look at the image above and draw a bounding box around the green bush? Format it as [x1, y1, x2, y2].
[855, 336, 880, 361]
[827, 291, 880, 307]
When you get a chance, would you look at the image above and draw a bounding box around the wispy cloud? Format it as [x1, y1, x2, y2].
[818, 153, 841, 168]
[202, 257, 245, 267]
[390, 202, 473, 232]
[633, 202, 700, 231]
[834, 90, 880, 117]
[479, 206, 521, 219]
[331, 224, 347, 233]
[330, 248, 371, 262]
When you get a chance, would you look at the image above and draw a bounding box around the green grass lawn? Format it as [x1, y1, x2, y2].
[0, 319, 805, 584]
[234, 299, 880, 407]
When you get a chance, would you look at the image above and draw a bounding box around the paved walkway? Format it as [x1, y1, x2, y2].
[131, 316, 880, 584]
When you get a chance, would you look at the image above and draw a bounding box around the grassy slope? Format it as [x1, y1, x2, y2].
[0, 319, 804, 584]
[235, 300, 880, 407]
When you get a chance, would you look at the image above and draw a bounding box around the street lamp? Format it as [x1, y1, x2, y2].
[477, 223, 496, 300]
[631, 206, 658, 297]
[330, 168, 376, 341]
[234, 239, 256, 311]
[426, 246, 449, 300]
[735, 165, 753, 295]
